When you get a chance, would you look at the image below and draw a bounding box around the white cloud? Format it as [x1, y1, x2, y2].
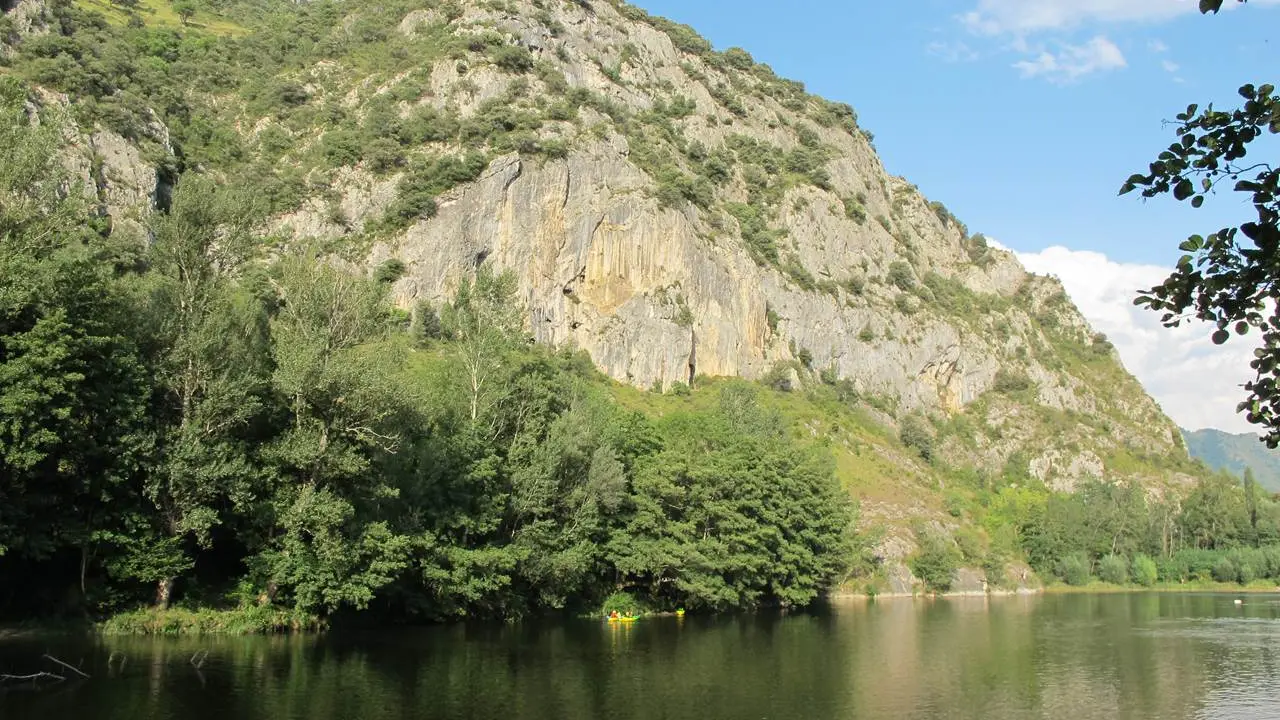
[957, 0, 1277, 81]
[963, 0, 1204, 35]
[1010, 245, 1261, 433]
[927, 40, 980, 63]
[1013, 36, 1128, 82]
[1161, 59, 1181, 73]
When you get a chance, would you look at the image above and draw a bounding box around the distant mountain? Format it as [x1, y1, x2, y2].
[1183, 429, 1280, 492]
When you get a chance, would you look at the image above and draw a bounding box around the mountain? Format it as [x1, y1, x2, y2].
[1183, 428, 1280, 492]
[1, 0, 1222, 602]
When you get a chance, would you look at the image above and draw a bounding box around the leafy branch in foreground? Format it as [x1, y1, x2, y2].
[1122, 82, 1279, 444]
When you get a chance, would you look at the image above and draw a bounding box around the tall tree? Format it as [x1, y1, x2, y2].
[254, 252, 411, 613]
[139, 174, 268, 608]
[442, 265, 524, 425]
[0, 78, 153, 607]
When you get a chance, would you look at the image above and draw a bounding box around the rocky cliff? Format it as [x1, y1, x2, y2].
[2, 0, 1209, 586]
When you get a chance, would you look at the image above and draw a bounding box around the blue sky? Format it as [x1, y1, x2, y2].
[633, 0, 1277, 267]
[631, 0, 1278, 432]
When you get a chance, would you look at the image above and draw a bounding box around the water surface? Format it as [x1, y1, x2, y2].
[3, 593, 1280, 720]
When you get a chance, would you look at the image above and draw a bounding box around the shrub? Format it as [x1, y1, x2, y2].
[1098, 554, 1129, 585]
[374, 258, 406, 284]
[796, 347, 813, 369]
[1213, 557, 1238, 583]
[1238, 562, 1258, 585]
[600, 591, 645, 616]
[842, 196, 867, 223]
[489, 44, 535, 73]
[1058, 552, 1092, 586]
[1132, 554, 1158, 587]
[912, 533, 960, 592]
[899, 415, 934, 462]
[983, 553, 1008, 587]
[992, 368, 1032, 394]
[842, 274, 865, 295]
[887, 260, 915, 290]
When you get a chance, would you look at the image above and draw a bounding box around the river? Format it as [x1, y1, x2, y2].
[3, 593, 1280, 719]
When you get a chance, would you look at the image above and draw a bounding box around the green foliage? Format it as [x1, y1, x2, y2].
[1098, 554, 1129, 584]
[887, 261, 915, 290]
[899, 414, 934, 462]
[489, 44, 534, 73]
[375, 258, 407, 284]
[842, 196, 867, 224]
[99, 606, 323, 635]
[383, 153, 489, 231]
[1058, 552, 1092, 586]
[1132, 554, 1158, 586]
[992, 368, 1033, 394]
[911, 532, 959, 591]
[1123, 81, 1280, 444]
[600, 591, 645, 616]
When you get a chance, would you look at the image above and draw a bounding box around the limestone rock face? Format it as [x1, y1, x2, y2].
[262, 0, 1181, 482]
[12, 0, 1190, 495]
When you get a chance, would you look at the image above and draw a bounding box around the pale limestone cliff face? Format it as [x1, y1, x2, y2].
[27, 0, 1185, 490]
[268, 0, 1184, 482]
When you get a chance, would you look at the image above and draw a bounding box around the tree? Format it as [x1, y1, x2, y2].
[140, 174, 267, 609]
[253, 252, 412, 613]
[172, 0, 197, 24]
[1123, 1, 1279, 444]
[0, 78, 153, 607]
[441, 265, 524, 425]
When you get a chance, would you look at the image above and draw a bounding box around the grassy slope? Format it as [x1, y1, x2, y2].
[73, 0, 246, 35]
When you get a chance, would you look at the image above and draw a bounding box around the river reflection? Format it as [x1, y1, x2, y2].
[2, 593, 1279, 720]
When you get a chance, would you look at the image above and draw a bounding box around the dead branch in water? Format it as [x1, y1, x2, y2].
[1, 672, 65, 683]
[190, 650, 208, 669]
[41, 655, 89, 679]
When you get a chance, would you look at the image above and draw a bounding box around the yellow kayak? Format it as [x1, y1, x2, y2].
[608, 616, 639, 622]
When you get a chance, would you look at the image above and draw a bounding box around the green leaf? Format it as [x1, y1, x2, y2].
[1213, 329, 1231, 345]
[1174, 179, 1194, 201]
[1191, 195, 1205, 208]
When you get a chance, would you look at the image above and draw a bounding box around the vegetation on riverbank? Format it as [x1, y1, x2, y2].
[98, 607, 324, 635]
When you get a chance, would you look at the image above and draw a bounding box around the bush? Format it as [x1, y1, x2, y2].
[983, 553, 1008, 587]
[1098, 554, 1129, 585]
[490, 44, 534, 73]
[1132, 554, 1158, 587]
[1238, 562, 1258, 584]
[600, 591, 645, 616]
[1058, 552, 1092, 586]
[887, 260, 915, 290]
[899, 415, 934, 462]
[993, 368, 1033, 394]
[374, 258, 406, 284]
[1212, 557, 1237, 583]
[912, 533, 960, 592]
[99, 606, 323, 635]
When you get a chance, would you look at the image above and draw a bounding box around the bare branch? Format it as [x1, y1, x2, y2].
[42, 654, 89, 679]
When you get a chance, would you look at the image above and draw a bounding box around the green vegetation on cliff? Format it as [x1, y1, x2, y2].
[0, 0, 1258, 629]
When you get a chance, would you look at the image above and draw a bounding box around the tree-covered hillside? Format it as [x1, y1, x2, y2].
[1184, 429, 1280, 492]
[2, 0, 1276, 627]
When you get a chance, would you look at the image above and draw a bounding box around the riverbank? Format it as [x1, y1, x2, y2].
[833, 580, 1280, 600]
[96, 606, 324, 636]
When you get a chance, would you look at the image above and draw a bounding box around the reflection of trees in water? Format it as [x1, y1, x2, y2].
[838, 593, 1280, 720]
[8, 598, 1280, 720]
